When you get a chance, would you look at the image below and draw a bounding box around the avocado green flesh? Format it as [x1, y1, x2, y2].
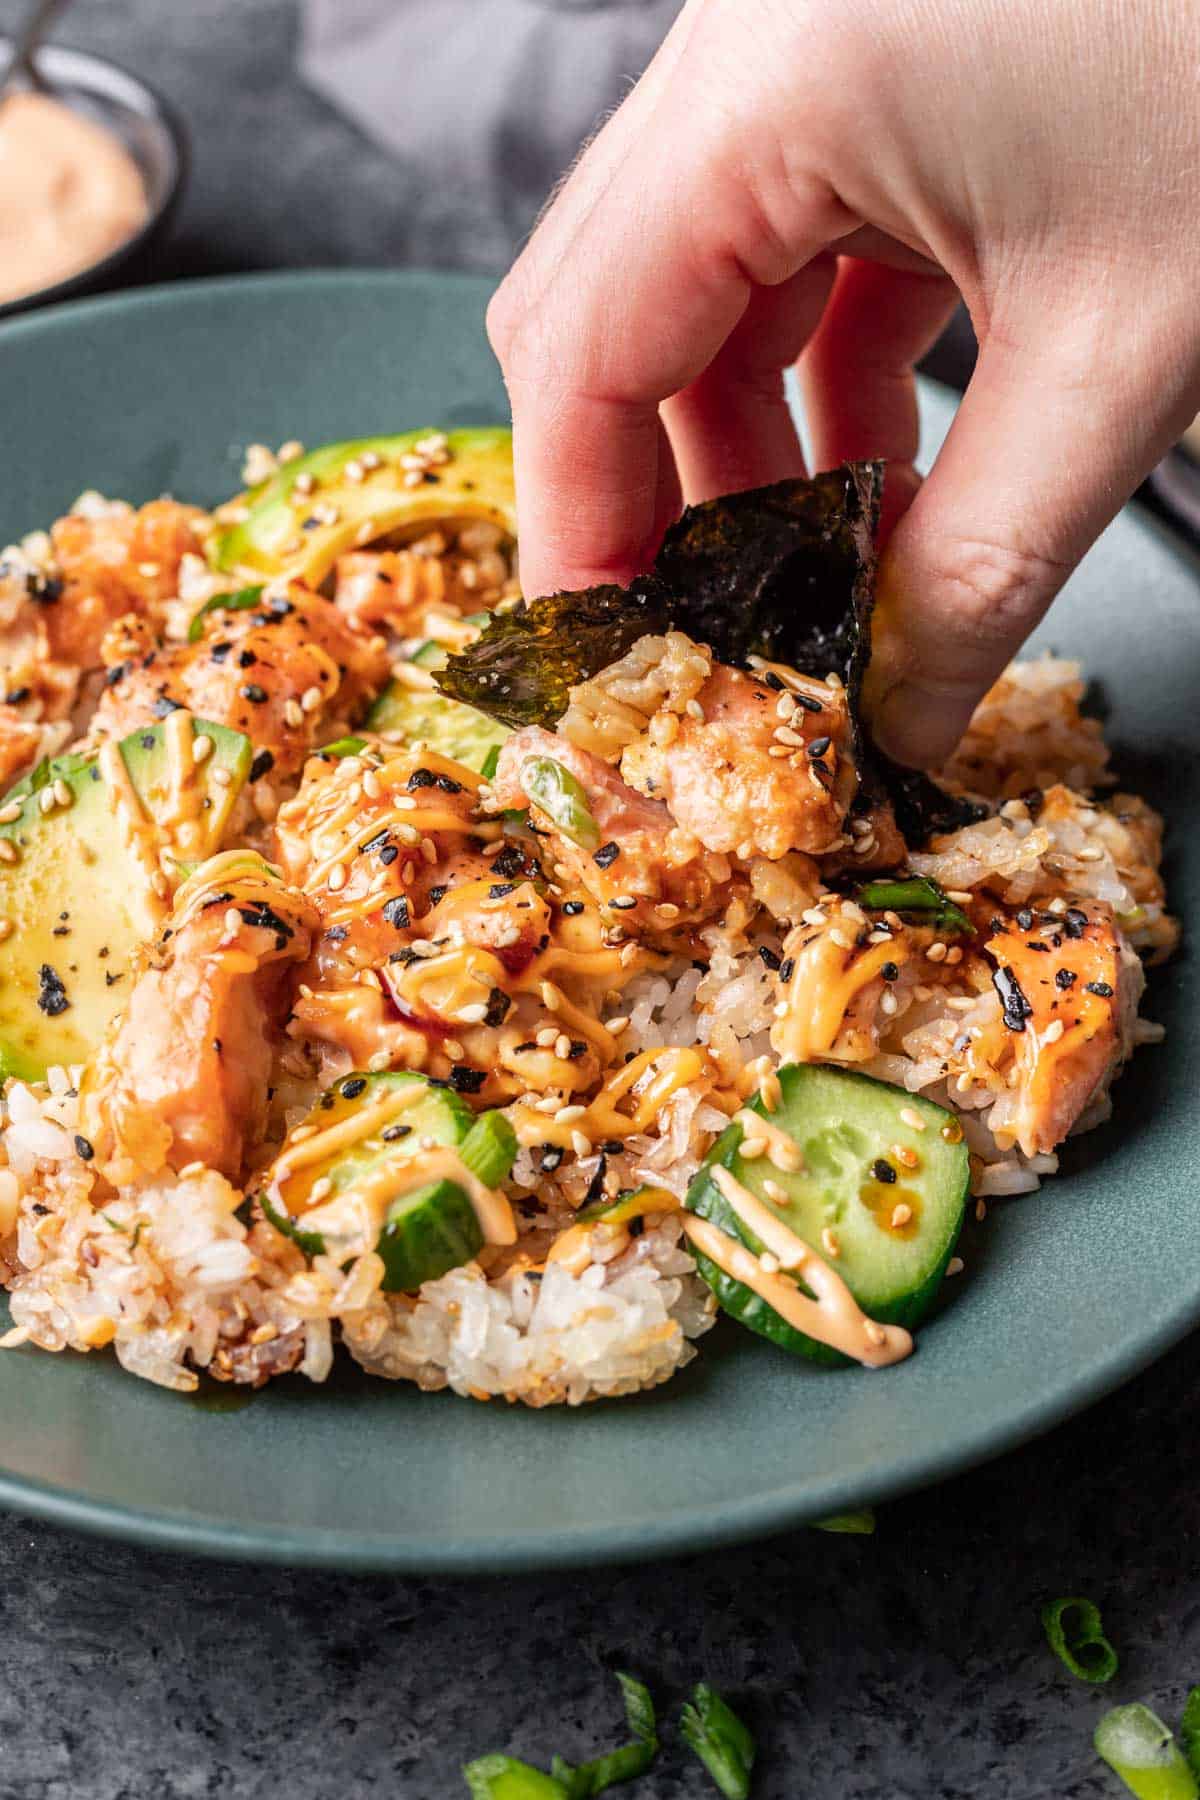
[276, 1071, 488, 1293]
[209, 428, 516, 587]
[686, 1064, 969, 1366]
[0, 717, 251, 1079]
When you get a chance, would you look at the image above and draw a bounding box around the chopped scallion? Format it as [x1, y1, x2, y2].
[1094, 1704, 1199, 1799]
[812, 1507, 876, 1535]
[547, 1672, 658, 1797]
[1042, 1596, 1119, 1684]
[680, 1683, 755, 1799]
[462, 1754, 569, 1798]
[856, 875, 972, 937]
[520, 757, 601, 852]
[186, 584, 266, 643]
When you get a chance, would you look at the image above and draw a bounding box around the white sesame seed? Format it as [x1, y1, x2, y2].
[1042, 1018, 1065, 1044]
[946, 1257, 965, 1277]
[570, 1129, 592, 1158]
[300, 685, 323, 714]
[53, 778, 72, 809]
[926, 941, 948, 963]
[327, 863, 347, 893]
[37, 788, 56, 815]
[685, 698, 705, 721]
[536, 1027, 558, 1047]
[554, 1103, 587, 1123]
[891, 1203, 913, 1228]
[900, 1106, 927, 1132]
[821, 1227, 841, 1258]
[443, 1039, 465, 1060]
[605, 1015, 629, 1036]
[0, 803, 20, 824]
[211, 767, 232, 787]
[283, 700, 304, 730]
[554, 1033, 571, 1060]
[192, 734, 214, 765]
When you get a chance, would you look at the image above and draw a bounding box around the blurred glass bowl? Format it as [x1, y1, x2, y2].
[0, 40, 187, 319]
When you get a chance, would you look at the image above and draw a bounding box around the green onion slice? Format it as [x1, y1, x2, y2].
[317, 735, 369, 759]
[187, 583, 267, 643]
[462, 1755, 569, 1798]
[856, 875, 973, 937]
[812, 1507, 876, 1535]
[459, 1111, 519, 1189]
[520, 757, 601, 853]
[1180, 1689, 1200, 1779]
[1095, 1704, 1199, 1799]
[1042, 1596, 1119, 1684]
[680, 1683, 756, 1800]
[549, 1672, 658, 1797]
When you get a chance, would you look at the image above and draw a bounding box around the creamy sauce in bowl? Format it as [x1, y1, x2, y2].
[0, 90, 147, 303]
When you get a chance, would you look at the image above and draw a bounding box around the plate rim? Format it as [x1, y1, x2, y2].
[0, 267, 1195, 1574]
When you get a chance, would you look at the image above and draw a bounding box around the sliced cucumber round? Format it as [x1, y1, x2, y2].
[262, 1071, 517, 1293]
[685, 1064, 969, 1366]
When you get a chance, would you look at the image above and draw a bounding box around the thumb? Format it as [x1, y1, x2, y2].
[864, 318, 1195, 768]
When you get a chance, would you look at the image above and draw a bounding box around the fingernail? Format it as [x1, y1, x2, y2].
[872, 682, 977, 770]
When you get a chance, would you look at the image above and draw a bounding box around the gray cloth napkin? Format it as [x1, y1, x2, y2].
[300, 0, 682, 269]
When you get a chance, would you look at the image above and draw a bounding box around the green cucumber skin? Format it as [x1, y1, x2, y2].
[685, 1065, 969, 1366]
[376, 1176, 484, 1293]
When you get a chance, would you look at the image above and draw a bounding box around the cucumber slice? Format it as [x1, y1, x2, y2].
[376, 1176, 485, 1294]
[685, 1064, 969, 1365]
[262, 1070, 519, 1292]
[366, 683, 510, 774]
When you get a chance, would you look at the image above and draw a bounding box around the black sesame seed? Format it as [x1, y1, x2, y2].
[611, 897, 638, 910]
[381, 1123, 412, 1142]
[426, 885, 449, 908]
[871, 1158, 897, 1184]
[435, 773, 464, 794]
[757, 945, 782, 972]
[593, 841, 620, 869]
[1016, 908, 1034, 931]
[241, 684, 268, 704]
[567, 1040, 587, 1059]
[562, 900, 584, 916]
[1084, 979, 1114, 998]
[539, 1145, 564, 1173]
[793, 692, 825, 713]
[209, 642, 232, 663]
[341, 1077, 367, 1099]
[249, 749, 275, 782]
[779, 957, 795, 983]
[74, 1134, 94, 1162]
[379, 844, 399, 866]
[4, 688, 29, 705]
[407, 768, 436, 790]
[382, 896, 410, 930]
[807, 735, 832, 759]
[1055, 968, 1077, 989]
[489, 882, 515, 899]
[762, 670, 785, 691]
[1064, 908, 1088, 939]
[490, 845, 525, 879]
[238, 649, 258, 668]
[628, 1215, 646, 1238]
[881, 961, 900, 983]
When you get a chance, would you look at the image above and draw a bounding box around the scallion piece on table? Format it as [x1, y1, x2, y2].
[1094, 1704, 1199, 1799]
[680, 1683, 756, 1799]
[812, 1508, 876, 1534]
[462, 1755, 569, 1798]
[549, 1671, 658, 1796]
[1042, 1597, 1119, 1683]
[1179, 1687, 1200, 1778]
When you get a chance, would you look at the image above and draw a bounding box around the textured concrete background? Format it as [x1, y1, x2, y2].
[0, 3, 1191, 1796]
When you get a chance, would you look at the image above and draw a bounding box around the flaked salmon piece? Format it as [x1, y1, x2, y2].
[81, 873, 319, 1184]
[985, 900, 1139, 1156]
[0, 705, 48, 790]
[92, 582, 388, 777]
[490, 726, 735, 929]
[49, 499, 208, 671]
[620, 663, 855, 860]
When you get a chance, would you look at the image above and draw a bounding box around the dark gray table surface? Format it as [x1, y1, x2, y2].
[0, 3, 1193, 1796]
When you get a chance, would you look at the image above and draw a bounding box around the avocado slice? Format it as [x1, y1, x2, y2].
[0, 716, 252, 1079]
[209, 428, 516, 588]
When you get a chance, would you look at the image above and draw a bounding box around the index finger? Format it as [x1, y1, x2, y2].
[487, 39, 854, 598]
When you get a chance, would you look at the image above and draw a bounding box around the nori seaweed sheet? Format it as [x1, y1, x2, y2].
[437, 463, 982, 844]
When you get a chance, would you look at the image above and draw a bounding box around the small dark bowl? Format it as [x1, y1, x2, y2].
[0, 40, 187, 320]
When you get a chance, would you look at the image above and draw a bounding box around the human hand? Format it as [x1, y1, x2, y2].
[487, 0, 1200, 765]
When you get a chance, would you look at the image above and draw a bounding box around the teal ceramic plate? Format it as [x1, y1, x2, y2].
[0, 272, 1195, 1572]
